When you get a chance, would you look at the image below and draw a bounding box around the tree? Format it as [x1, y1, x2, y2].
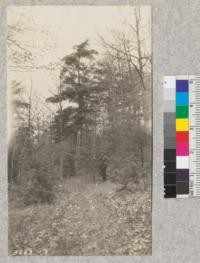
[46, 40, 105, 177]
[98, 6, 151, 128]
[8, 81, 30, 183]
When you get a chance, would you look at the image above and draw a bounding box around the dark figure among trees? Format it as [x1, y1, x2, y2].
[98, 154, 109, 181]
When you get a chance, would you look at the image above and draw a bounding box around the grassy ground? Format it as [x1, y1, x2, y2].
[9, 176, 151, 256]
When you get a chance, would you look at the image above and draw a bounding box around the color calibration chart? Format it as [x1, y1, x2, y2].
[164, 75, 200, 198]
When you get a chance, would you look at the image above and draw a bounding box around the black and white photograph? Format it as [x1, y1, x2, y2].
[7, 5, 152, 256]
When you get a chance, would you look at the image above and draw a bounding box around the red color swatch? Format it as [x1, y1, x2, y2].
[176, 131, 189, 144]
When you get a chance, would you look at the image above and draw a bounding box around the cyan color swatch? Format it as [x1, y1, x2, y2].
[176, 92, 189, 106]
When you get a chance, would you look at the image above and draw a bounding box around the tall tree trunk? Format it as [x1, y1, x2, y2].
[92, 113, 97, 182]
[72, 133, 78, 176]
[58, 73, 64, 179]
[134, 7, 151, 128]
[9, 145, 15, 184]
[28, 75, 33, 141]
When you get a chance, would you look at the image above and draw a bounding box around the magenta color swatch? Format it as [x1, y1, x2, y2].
[176, 143, 189, 156]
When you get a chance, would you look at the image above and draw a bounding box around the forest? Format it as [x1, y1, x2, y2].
[8, 6, 152, 255]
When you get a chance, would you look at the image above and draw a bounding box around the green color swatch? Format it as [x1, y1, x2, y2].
[176, 106, 188, 118]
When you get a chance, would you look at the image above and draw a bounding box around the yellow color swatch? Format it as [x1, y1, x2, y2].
[176, 118, 189, 131]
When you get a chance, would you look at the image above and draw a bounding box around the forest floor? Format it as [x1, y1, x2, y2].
[9, 175, 152, 256]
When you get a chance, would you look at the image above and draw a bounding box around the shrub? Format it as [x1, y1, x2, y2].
[23, 163, 56, 206]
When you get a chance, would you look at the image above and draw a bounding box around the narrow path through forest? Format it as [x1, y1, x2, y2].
[9, 176, 151, 256]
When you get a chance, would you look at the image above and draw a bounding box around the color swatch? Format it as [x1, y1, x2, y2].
[175, 77, 189, 197]
[164, 76, 176, 198]
[164, 75, 200, 198]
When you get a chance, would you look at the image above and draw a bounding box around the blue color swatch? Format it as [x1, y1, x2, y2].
[176, 80, 189, 92]
[176, 92, 189, 106]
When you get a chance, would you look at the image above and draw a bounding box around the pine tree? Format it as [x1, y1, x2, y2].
[46, 40, 104, 177]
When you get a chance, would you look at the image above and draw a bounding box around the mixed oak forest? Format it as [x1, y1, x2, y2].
[7, 6, 152, 255]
